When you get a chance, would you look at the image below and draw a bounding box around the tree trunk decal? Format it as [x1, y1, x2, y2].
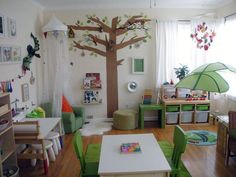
[68, 15, 150, 117]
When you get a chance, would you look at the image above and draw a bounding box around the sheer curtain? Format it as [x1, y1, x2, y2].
[155, 21, 178, 88]
[42, 31, 69, 117]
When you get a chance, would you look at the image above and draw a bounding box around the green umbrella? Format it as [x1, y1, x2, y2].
[175, 62, 236, 93]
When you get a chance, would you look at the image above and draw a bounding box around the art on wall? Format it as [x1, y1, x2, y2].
[21, 83, 29, 102]
[190, 22, 216, 51]
[0, 46, 21, 63]
[7, 17, 16, 38]
[132, 58, 144, 74]
[0, 13, 5, 37]
[68, 14, 151, 117]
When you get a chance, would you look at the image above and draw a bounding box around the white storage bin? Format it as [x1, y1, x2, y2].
[181, 111, 193, 123]
[195, 111, 209, 123]
[166, 112, 179, 124]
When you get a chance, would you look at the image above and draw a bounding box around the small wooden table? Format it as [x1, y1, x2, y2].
[98, 134, 171, 177]
[139, 104, 164, 129]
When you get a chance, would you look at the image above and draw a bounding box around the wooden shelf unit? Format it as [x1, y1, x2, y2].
[0, 93, 18, 176]
[162, 99, 210, 125]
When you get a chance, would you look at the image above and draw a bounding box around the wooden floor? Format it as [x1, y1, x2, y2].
[19, 121, 236, 177]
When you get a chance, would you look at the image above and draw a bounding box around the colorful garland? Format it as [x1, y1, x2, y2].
[190, 22, 216, 51]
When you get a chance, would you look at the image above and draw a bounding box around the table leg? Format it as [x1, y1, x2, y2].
[161, 109, 165, 128]
[139, 108, 144, 129]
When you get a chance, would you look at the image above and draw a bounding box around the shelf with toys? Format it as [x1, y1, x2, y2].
[160, 84, 210, 125]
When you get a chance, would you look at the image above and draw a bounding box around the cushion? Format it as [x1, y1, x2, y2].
[62, 95, 73, 112]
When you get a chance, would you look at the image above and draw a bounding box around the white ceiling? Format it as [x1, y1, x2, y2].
[32, 0, 236, 10]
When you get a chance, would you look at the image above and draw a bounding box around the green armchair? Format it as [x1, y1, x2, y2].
[41, 103, 85, 134]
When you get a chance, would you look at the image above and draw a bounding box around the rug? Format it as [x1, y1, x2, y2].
[158, 141, 192, 177]
[80, 118, 113, 136]
[186, 130, 217, 146]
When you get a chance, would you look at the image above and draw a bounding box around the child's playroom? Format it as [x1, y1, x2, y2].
[1, 0, 236, 176]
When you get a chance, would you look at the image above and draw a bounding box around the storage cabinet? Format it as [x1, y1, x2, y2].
[0, 93, 18, 176]
[163, 99, 210, 125]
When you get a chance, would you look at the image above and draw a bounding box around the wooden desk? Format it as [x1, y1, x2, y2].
[139, 104, 164, 129]
[98, 134, 171, 177]
[13, 118, 62, 175]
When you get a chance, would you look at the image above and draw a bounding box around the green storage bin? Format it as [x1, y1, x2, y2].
[166, 105, 179, 112]
[182, 104, 194, 111]
[196, 104, 209, 111]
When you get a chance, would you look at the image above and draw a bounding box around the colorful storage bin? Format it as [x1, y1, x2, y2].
[182, 104, 194, 111]
[196, 104, 209, 111]
[166, 105, 179, 112]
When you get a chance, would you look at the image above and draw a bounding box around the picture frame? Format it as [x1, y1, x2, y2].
[0, 13, 5, 37]
[132, 58, 144, 74]
[0, 46, 21, 64]
[1, 46, 12, 62]
[11, 46, 21, 62]
[21, 83, 29, 102]
[7, 17, 16, 38]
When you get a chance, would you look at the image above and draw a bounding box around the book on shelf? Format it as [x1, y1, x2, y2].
[120, 142, 141, 154]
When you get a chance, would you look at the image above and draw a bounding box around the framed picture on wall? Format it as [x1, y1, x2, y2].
[11, 46, 21, 62]
[0, 13, 5, 37]
[1, 46, 12, 62]
[21, 83, 29, 102]
[132, 58, 144, 74]
[7, 17, 16, 38]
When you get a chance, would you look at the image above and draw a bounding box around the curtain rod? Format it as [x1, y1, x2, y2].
[178, 20, 191, 22]
[225, 12, 236, 19]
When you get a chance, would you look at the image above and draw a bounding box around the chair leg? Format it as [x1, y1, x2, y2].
[56, 137, 61, 150]
[52, 139, 59, 155]
[48, 146, 56, 162]
[31, 149, 37, 166]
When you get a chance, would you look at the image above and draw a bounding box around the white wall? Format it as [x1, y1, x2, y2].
[0, 0, 43, 111]
[42, 8, 214, 118]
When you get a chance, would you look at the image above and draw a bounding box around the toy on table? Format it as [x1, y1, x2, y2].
[120, 142, 141, 153]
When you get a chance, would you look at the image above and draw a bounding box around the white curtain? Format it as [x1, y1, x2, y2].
[155, 21, 178, 88]
[42, 31, 69, 117]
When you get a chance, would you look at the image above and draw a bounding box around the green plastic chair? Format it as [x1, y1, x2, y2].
[73, 130, 101, 177]
[169, 125, 187, 177]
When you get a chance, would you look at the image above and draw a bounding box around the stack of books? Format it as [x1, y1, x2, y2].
[142, 89, 153, 104]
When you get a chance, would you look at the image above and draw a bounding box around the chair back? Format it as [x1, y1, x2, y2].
[172, 125, 187, 169]
[228, 111, 236, 130]
[73, 130, 85, 172]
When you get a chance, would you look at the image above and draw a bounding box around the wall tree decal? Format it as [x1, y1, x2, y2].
[68, 14, 150, 117]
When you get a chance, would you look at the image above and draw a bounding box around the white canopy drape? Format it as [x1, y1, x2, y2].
[42, 17, 69, 117]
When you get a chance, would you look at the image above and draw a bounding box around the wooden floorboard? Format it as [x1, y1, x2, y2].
[19, 121, 236, 177]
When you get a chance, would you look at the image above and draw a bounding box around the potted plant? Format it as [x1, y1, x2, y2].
[174, 64, 189, 80]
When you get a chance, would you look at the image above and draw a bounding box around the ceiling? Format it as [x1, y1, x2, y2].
[32, 0, 235, 10]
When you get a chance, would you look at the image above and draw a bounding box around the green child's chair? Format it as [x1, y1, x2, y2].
[169, 125, 188, 177]
[73, 130, 101, 177]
